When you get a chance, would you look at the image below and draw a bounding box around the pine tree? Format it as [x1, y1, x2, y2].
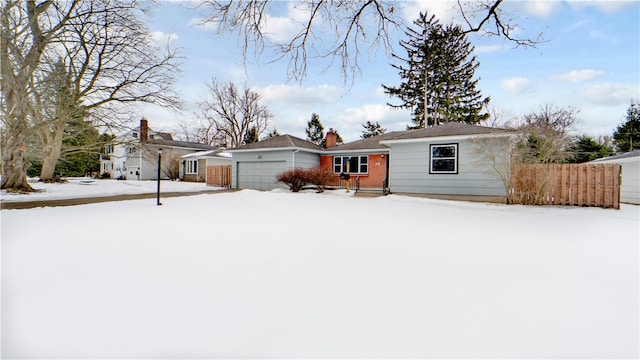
[361, 121, 387, 138]
[305, 113, 324, 145]
[383, 12, 489, 129]
[613, 101, 640, 153]
[264, 128, 281, 139]
[243, 127, 260, 144]
[567, 135, 614, 163]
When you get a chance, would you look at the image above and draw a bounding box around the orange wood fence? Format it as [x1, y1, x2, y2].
[206, 165, 232, 188]
[509, 163, 621, 209]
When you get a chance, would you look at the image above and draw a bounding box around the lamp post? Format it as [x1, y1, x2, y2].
[157, 148, 162, 206]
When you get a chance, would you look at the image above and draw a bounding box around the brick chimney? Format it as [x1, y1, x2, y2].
[140, 119, 148, 142]
[325, 128, 337, 148]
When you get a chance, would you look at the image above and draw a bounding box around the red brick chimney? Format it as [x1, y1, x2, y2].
[325, 128, 337, 148]
[140, 119, 148, 142]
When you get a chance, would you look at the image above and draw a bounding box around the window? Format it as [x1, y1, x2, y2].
[127, 146, 136, 154]
[430, 144, 458, 174]
[105, 144, 113, 154]
[132, 132, 138, 138]
[333, 155, 368, 174]
[186, 160, 198, 174]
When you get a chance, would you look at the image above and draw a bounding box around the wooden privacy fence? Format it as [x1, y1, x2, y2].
[206, 165, 232, 188]
[509, 163, 621, 209]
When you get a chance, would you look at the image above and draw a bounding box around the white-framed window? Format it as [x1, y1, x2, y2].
[333, 155, 368, 174]
[186, 159, 198, 174]
[429, 143, 458, 174]
[127, 146, 136, 154]
[105, 144, 113, 154]
[102, 162, 112, 173]
[132, 132, 138, 138]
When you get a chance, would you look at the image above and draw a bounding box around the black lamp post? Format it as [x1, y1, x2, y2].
[156, 148, 162, 206]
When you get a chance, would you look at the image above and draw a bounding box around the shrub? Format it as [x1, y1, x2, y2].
[276, 168, 311, 192]
[306, 167, 333, 192]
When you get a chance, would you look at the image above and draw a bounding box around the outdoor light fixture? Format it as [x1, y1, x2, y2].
[257, 154, 262, 159]
[157, 148, 162, 206]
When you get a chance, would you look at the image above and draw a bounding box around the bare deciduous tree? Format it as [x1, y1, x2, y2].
[198, 0, 543, 82]
[1, 0, 78, 191]
[198, 79, 272, 148]
[33, 0, 180, 182]
[1, 0, 180, 190]
[513, 104, 578, 164]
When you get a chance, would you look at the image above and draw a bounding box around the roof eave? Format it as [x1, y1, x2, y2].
[380, 132, 517, 145]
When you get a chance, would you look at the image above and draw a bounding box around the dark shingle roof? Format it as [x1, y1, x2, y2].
[226, 124, 514, 154]
[228, 134, 324, 152]
[324, 131, 411, 151]
[382, 122, 513, 141]
[325, 123, 513, 151]
[590, 150, 640, 162]
[146, 139, 217, 151]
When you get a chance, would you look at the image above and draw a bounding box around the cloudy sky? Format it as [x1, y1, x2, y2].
[141, 0, 639, 142]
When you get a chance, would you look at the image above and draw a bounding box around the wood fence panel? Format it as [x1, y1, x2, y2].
[510, 163, 620, 209]
[206, 165, 232, 188]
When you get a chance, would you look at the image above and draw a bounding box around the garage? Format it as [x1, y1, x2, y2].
[228, 134, 323, 191]
[237, 161, 287, 190]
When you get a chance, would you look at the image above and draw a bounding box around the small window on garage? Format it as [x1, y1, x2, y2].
[430, 144, 458, 174]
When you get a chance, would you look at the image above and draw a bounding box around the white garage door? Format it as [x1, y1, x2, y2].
[237, 161, 287, 190]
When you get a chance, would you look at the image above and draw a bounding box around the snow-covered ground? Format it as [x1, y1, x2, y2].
[1, 178, 217, 203]
[1, 184, 638, 358]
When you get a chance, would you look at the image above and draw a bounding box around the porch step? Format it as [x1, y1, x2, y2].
[354, 189, 386, 198]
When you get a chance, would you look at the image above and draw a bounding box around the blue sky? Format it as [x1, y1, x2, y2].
[141, 0, 640, 142]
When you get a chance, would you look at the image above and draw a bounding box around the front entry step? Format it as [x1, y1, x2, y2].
[354, 189, 386, 198]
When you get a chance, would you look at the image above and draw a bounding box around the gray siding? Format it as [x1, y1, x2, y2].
[388, 138, 510, 197]
[231, 149, 320, 190]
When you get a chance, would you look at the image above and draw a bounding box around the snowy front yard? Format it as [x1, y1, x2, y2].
[2, 189, 638, 358]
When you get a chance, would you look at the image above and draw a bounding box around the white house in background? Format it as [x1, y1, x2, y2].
[100, 119, 218, 180]
[180, 149, 232, 182]
[590, 150, 640, 205]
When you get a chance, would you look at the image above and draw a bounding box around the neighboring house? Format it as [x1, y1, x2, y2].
[100, 119, 218, 180]
[228, 123, 516, 202]
[227, 135, 323, 190]
[590, 150, 640, 205]
[180, 149, 232, 182]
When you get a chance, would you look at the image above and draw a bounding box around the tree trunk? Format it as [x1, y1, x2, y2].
[39, 122, 65, 182]
[1, 121, 34, 192]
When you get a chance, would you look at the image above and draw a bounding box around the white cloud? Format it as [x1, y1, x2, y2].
[566, 0, 637, 13]
[400, 0, 460, 24]
[523, 0, 563, 18]
[258, 84, 343, 105]
[475, 45, 505, 54]
[581, 83, 640, 106]
[262, 3, 309, 43]
[550, 69, 605, 82]
[502, 77, 534, 94]
[150, 31, 179, 48]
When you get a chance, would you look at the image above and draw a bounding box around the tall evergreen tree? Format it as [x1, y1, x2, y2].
[361, 121, 387, 138]
[383, 12, 490, 129]
[613, 101, 640, 153]
[243, 127, 260, 144]
[305, 113, 324, 145]
[567, 135, 614, 163]
[264, 128, 281, 139]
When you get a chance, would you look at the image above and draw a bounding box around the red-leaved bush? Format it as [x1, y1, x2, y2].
[276, 167, 333, 192]
[275, 168, 311, 192]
